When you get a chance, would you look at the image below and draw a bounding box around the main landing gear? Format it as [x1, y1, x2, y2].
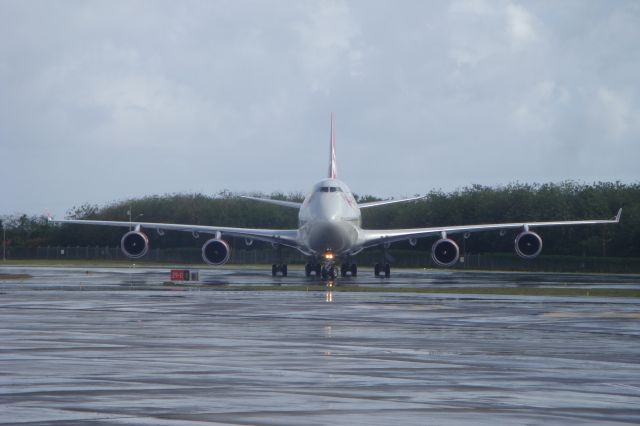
[271, 244, 288, 276]
[305, 263, 322, 277]
[272, 263, 288, 277]
[340, 263, 357, 277]
[374, 244, 392, 277]
[374, 263, 391, 278]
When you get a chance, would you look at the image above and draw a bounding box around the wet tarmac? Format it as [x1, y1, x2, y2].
[1, 266, 640, 425]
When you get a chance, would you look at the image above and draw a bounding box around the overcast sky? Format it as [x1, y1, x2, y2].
[1, 0, 638, 216]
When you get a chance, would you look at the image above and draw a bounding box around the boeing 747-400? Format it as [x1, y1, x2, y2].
[51, 114, 621, 279]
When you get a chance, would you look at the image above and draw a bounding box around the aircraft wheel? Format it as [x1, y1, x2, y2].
[305, 263, 311, 277]
[374, 263, 380, 277]
[384, 263, 391, 278]
[340, 264, 347, 277]
[272, 264, 277, 277]
[315, 264, 322, 276]
[282, 264, 288, 277]
[351, 264, 357, 276]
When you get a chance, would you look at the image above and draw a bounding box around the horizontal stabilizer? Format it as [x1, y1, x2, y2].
[240, 196, 302, 209]
[358, 195, 426, 209]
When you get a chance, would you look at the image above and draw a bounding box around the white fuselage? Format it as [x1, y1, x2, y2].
[298, 178, 362, 256]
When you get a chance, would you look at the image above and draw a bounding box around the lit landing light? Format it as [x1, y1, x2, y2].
[324, 251, 335, 260]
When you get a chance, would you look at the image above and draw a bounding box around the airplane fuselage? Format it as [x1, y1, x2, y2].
[298, 178, 362, 257]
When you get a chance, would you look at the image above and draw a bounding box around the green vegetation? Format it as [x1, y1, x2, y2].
[2, 181, 639, 262]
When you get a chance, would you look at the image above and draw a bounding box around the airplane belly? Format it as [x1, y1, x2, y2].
[304, 221, 358, 254]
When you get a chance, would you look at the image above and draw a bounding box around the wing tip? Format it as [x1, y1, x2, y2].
[615, 208, 622, 222]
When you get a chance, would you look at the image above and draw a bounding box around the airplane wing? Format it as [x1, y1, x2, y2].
[359, 209, 622, 248]
[358, 195, 426, 209]
[240, 196, 302, 209]
[49, 218, 301, 249]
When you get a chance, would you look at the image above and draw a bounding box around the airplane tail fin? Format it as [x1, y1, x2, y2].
[328, 112, 337, 179]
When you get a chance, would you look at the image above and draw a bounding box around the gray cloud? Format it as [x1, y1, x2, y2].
[1, 0, 638, 215]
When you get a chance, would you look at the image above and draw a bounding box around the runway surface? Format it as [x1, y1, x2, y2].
[1, 266, 639, 425]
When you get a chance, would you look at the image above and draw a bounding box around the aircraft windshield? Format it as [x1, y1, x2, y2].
[318, 186, 343, 193]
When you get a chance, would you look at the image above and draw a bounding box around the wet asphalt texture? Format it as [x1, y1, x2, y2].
[1, 266, 639, 425]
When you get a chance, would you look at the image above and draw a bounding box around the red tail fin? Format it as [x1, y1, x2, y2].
[328, 112, 337, 179]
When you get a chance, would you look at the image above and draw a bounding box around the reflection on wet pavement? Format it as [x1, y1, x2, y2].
[0, 266, 639, 425]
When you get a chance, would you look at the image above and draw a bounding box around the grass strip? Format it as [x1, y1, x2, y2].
[0, 274, 33, 280]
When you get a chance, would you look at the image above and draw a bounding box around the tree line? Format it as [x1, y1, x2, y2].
[2, 181, 638, 258]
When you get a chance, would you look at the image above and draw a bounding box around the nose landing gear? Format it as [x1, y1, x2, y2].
[318, 250, 337, 280]
[321, 264, 336, 280]
[307, 252, 358, 281]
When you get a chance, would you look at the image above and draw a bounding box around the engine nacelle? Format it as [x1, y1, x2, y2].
[431, 238, 460, 267]
[515, 231, 543, 259]
[202, 238, 231, 265]
[121, 230, 149, 258]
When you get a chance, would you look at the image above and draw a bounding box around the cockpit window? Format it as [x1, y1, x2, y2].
[318, 186, 342, 193]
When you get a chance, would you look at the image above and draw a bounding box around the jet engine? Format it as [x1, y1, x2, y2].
[515, 231, 543, 259]
[121, 230, 149, 258]
[431, 238, 460, 267]
[202, 238, 231, 265]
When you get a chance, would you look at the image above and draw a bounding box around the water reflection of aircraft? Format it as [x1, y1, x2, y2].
[325, 290, 333, 303]
[51, 114, 622, 279]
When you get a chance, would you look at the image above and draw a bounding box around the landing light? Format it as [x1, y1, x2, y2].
[324, 251, 334, 260]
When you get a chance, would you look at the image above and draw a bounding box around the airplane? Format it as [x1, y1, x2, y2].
[50, 114, 622, 279]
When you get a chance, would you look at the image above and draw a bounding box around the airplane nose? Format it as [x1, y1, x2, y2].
[318, 202, 338, 221]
